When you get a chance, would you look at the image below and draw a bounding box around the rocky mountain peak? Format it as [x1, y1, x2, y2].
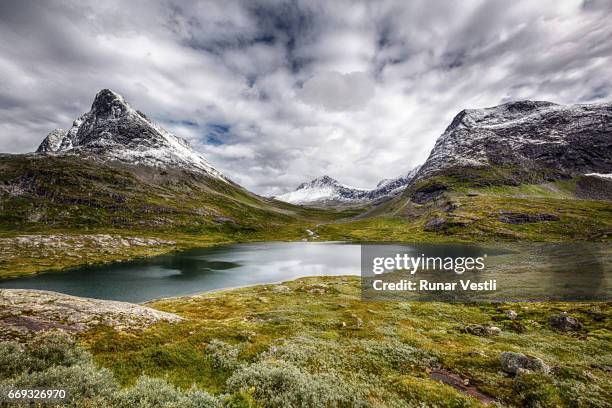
[417, 100, 612, 181]
[35, 89, 225, 179]
[89, 88, 131, 118]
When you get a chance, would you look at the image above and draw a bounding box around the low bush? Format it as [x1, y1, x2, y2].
[113, 376, 221, 408]
[206, 339, 242, 371]
[227, 359, 368, 408]
[0, 331, 222, 408]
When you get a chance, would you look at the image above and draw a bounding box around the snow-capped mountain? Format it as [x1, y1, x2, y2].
[36, 89, 225, 180]
[416, 100, 612, 180]
[275, 176, 368, 204]
[276, 168, 420, 205]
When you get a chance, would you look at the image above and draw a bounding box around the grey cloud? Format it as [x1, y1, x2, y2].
[299, 71, 375, 111]
[1, 0, 611, 196]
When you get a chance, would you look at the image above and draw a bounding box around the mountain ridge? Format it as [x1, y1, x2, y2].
[276, 167, 421, 205]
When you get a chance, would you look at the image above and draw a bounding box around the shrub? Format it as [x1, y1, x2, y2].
[0, 331, 90, 380]
[226, 359, 368, 408]
[113, 376, 221, 408]
[1, 362, 117, 407]
[0, 333, 222, 408]
[0, 341, 28, 379]
[27, 330, 90, 369]
[206, 339, 241, 371]
[356, 339, 437, 373]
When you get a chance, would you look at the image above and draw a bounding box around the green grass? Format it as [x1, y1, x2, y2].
[81, 276, 612, 407]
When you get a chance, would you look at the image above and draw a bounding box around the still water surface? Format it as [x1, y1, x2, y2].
[0, 242, 487, 302]
[0, 242, 607, 302]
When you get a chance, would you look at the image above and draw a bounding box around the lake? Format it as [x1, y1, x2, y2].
[0, 242, 486, 302]
[0, 242, 608, 302]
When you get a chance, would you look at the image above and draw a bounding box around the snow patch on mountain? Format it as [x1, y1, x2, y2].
[585, 173, 612, 180]
[36, 89, 225, 180]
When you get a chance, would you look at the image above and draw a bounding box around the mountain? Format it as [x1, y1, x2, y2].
[276, 167, 421, 205]
[275, 176, 368, 205]
[36, 89, 224, 179]
[414, 100, 612, 183]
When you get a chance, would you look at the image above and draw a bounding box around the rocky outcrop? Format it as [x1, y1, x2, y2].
[36, 129, 66, 153]
[498, 211, 559, 224]
[0, 289, 182, 339]
[461, 324, 501, 337]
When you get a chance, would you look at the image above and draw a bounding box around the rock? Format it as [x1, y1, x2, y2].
[500, 352, 550, 375]
[424, 217, 447, 232]
[0, 289, 182, 339]
[498, 211, 559, 224]
[506, 310, 518, 320]
[461, 324, 501, 336]
[548, 314, 583, 331]
[503, 320, 527, 333]
[410, 182, 447, 204]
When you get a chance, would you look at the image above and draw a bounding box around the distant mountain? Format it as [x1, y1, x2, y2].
[275, 176, 368, 205]
[414, 100, 612, 182]
[37, 89, 225, 179]
[275, 167, 420, 205]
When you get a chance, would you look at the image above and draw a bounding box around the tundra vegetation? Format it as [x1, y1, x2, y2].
[2, 277, 607, 407]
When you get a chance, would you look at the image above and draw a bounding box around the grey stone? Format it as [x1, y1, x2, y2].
[548, 314, 583, 331]
[500, 351, 550, 375]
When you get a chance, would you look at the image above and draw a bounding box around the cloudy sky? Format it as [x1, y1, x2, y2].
[1, 0, 611, 195]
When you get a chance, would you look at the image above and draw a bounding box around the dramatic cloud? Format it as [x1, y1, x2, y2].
[1, 0, 611, 195]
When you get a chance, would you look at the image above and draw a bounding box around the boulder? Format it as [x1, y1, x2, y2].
[500, 352, 550, 375]
[506, 310, 518, 320]
[462, 324, 501, 336]
[548, 314, 583, 331]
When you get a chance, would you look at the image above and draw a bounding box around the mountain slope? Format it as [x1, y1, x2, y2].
[276, 167, 421, 205]
[37, 89, 225, 179]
